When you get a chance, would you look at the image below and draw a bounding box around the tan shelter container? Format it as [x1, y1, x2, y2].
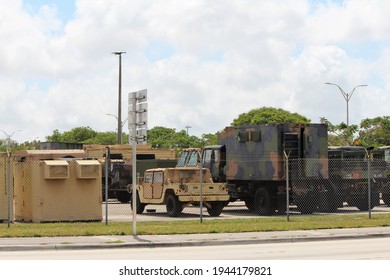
[13, 149, 86, 161]
[83, 144, 176, 160]
[0, 153, 14, 222]
[14, 159, 102, 223]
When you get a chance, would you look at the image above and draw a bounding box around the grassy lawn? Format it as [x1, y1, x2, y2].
[1, 214, 390, 238]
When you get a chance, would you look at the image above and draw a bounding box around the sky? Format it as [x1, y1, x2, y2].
[0, 0, 389, 143]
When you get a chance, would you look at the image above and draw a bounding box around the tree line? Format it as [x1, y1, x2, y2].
[1, 107, 389, 152]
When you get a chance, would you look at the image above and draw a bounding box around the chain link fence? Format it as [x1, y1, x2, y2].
[1, 155, 390, 231]
[287, 157, 389, 217]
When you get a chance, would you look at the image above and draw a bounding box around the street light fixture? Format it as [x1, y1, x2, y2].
[325, 82, 367, 127]
[112, 51, 126, 144]
[106, 113, 128, 143]
[106, 113, 128, 127]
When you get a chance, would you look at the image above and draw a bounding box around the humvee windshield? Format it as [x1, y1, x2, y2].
[177, 150, 199, 167]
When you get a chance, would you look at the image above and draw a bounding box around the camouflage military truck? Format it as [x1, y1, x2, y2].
[102, 153, 176, 203]
[198, 124, 329, 215]
[129, 167, 229, 217]
[324, 146, 387, 212]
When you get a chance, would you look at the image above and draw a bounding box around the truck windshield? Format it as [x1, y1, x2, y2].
[176, 150, 199, 167]
[186, 151, 199, 166]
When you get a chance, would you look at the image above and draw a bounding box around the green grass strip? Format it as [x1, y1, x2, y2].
[1, 214, 390, 238]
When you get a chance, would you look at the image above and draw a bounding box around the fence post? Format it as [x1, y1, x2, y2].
[284, 151, 290, 222]
[368, 156, 371, 219]
[105, 146, 110, 225]
[199, 152, 203, 223]
[7, 155, 11, 228]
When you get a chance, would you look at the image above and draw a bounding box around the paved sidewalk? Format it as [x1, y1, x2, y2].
[1, 227, 390, 251]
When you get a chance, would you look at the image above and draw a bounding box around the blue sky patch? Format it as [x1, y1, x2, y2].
[23, 0, 75, 23]
[144, 42, 175, 62]
[341, 40, 390, 61]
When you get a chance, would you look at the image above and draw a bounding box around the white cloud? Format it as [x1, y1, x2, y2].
[0, 0, 389, 143]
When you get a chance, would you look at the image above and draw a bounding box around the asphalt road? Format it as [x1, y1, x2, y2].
[103, 200, 390, 222]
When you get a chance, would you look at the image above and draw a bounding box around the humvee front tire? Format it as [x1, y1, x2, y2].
[130, 192, 146, 214]
[166, 194, 183, 217]
[207, 201, 225, 217]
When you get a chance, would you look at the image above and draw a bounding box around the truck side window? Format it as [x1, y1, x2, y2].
[213, 150, 220, 163]
[203, 150, 212, 164]
[144, 173, 153, 183]
[154, 172, 163, 183]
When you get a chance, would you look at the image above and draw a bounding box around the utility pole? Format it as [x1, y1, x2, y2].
[325, 82, 367, 127]
[112, 51, 126, 144]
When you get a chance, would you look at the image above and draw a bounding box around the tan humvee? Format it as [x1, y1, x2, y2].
[128, 167, 229, 217]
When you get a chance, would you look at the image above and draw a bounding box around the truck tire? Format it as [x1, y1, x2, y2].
[117, 191, 131, 203]
[166, 194, 183, 217]
[318, 186, 338, 213]
[383, 194, 390, 207]
[355, 197, 375, 211]
[254, 188, 275, 216]
[207, 201, 225, 217]
[244, 198, 255, 212]
[130, 192, 146, 214]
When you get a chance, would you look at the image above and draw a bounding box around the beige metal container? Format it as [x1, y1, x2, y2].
[14, 159, 102, 223]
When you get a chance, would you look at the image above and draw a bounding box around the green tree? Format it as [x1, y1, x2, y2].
[356, 116, 390, 148]
[199, 133, 218, 146]
[83, 132, 120, 145]
[46, 127, 97, 143]
[147, 126, 178, 148]
[146, 127, 216, 149]
[61, 127, 97, 142]
[320, 116, 390, 148]
[46, 129, 62, 142]
[320, 117, 359, 146]
[232, 107, 310, 126]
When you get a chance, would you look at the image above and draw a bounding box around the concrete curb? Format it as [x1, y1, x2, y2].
[1, 228, 390, 252]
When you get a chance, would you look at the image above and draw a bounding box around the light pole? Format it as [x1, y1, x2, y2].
[112, 51, 126, 144]
[325, 82, 367, 127]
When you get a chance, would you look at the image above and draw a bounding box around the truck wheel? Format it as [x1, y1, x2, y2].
[297, 202, 316, 214]
[254, 188, 275, 216]
[166, 194, 183, 217]
[117, 191, 131, 203]
[383, 194, 390, 207]
[355, 197, 376, 211]
[355, 199, 370, 211]
[318, 186, 338, 213]
[130, 192, 146, 214]
[244, 198, 255, 212]
[207, 201, 225, 217]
